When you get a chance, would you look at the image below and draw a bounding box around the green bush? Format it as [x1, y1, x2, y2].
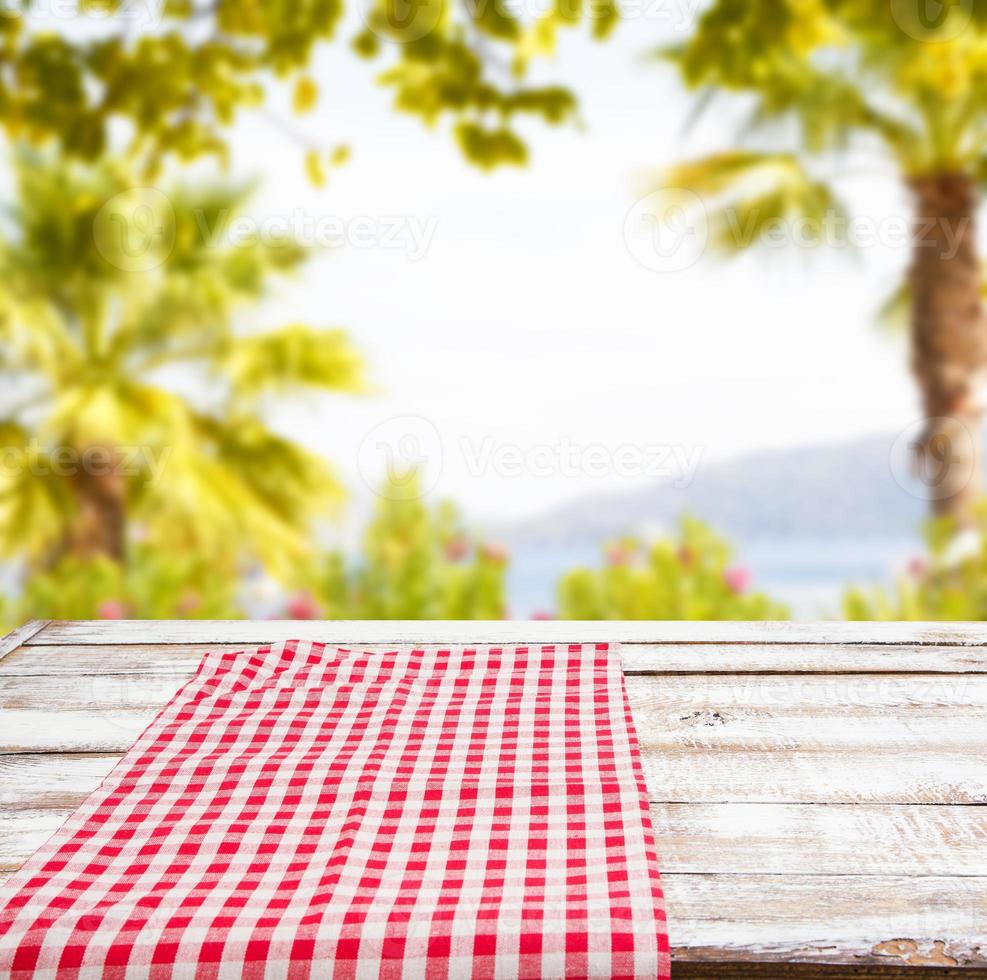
[844, 509, 987, 621]
[295, 477, 509, 620]
[6, 546, 243, 624]
[0, 477, 508, 628]
[557, 517, 788, 620]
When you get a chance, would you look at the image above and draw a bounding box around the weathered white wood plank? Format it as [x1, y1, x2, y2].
[645, 749, 987, 805]
[0, 621, 49, 661]
[0, 673, 190, 710]
[630, 674, 987, 804]
[0, 860, 981, 969]
[1, 719, 984, 802]
[3, 674, 985, 803]
[4, 622, 985, 972]
[629, 673, 987, 713]
[6, 671, 987, 715]
[621, 643, 987, 673]
[651, 803, 987, 876]
[28, 620, 987, 647]
[0, 754, 118, 807]
[4, 642, 987, 676]
[2, 791, 984, 878]
[0, 861, 979, 970]
[0, 810, 69, 869]
[0, 645, 212, 676]
[662, 874, 987, 968]
[0, 710, 155, 751]
[0, 857, 980, 971]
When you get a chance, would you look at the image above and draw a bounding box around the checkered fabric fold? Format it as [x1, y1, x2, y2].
[0, 641, 669, 979]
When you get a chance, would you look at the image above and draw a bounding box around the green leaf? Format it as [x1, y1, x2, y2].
[453, 123, 528, 170]
[305, 149, 327, 187]
[293, 77, 319, 114]
[0, 0, 613, 170]
[223, 325, 366, 396]
[659, 151, 846, 254]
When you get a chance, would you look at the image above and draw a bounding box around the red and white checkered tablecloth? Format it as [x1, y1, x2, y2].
[0, 641, 670, 979]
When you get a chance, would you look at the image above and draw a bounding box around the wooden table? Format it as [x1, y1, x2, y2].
[1, 620, 985, 977]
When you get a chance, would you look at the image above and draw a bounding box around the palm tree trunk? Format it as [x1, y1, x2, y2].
[909, 172, 987, 523]
[67, 449, 127, 561]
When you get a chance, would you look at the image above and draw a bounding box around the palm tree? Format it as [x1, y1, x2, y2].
[659, 2, 987, 523]
[0, 153, 365, 580]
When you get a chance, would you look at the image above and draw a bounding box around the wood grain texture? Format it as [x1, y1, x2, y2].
[2, 794, 984, 878]
[1, 827, 983, 969]
[1, 622, 985, 973]
[662, 874, 987, 967]
[0, 644, 213, 676]
[672, 968, 986, 979]
[0, 753, 118, 808]
[26, 620, 987, 646]
[3, 672, 985, 803]
[0, 620, 48, 661]
[5, 730, 971, 805]
[6, 671, 987, 712]
[652, 803, 987, 876]
[5, 642, 987, 675]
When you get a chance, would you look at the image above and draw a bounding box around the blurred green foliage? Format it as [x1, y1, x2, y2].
[844, 507, 987, 620]
[657, 2, 987, 529]
[0, 476, 510, 627]
[8, 3, 987, 627]
[662, 1, 987, 187]
[0, 153, 364, 582]
[0, 0, 616, 174]
[305, 475, 508, 619]
[655, 0, 987, 266]
[557, 517, 788, 620]
[5, 547, 243, 622]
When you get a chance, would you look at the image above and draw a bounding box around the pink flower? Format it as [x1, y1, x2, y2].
[531, 610, 556, 620]
[177, 591, 201, 615]
[480, 542, 509, 564]
[906, 555, 929, 579]
[723, 565, 752, 595]
[286, 592, 321, 620]
[606, 543, 632, 567]
[97, 600, 127, 620]
[443, 536, 470, 562]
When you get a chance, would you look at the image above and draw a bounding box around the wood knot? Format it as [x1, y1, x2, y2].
[678, 709, 728, 727]
[872, 939, 959, 967]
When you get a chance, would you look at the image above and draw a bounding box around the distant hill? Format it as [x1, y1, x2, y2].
[496, 433, 931, 549]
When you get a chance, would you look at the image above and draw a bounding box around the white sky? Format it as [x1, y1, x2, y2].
[168, 20, 920, 526]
